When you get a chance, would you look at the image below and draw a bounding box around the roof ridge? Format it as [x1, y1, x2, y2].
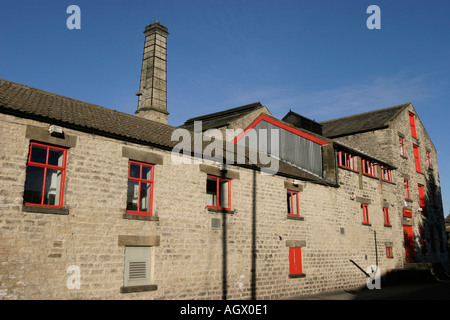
[319, 103, 411, 124]
[183, 102, 263, 123]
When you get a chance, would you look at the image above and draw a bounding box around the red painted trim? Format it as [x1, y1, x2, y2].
[233, 114, 329, 146]
[206, 174, 232, 211]
[126, 160, 155, 216]
[383, 207, 390, 225]
[403, 208, 412, 218]
[404, 179, 411, 200]
[413, 144, 421, 172]
[361, 203, 370, 224]
[386, 247, 393, 258]
[289, 247, 302, 275]
[409, 112, 417, 138]
[287, 189, 300, 217]
[24, 142, 67, 209]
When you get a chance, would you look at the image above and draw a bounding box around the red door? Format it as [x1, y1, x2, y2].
[403, 225, 415, 263]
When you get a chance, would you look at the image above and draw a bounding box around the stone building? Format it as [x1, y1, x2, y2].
[0, 22, 448, 300]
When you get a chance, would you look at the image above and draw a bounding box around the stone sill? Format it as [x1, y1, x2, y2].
[22, 205, 69, 215]
[123, 213, 159, 221]
[362, 223, 372, 227]
[287, 215, 304, 221]
[288, 273, 306, 279]
[207, 207, 235, 214]
[120, 284, 158, 293]
[384, 224, 392, 228]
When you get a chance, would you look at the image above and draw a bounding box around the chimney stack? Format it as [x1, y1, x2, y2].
[135, 21, 169, 124]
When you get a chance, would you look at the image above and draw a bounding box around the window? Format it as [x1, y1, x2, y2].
[362, 159, 377, 177]
[404, 179, 411, 200]
[123, 246, 151, 287]
[206, 175, 231, 211]
[361, 204, 370, 225]
[426, 150, 432, 169]
[418, 184, 426, 215]
[419, 226, 427, 254]
[289, 247, 303, 276]
[383, 207, 390, 226]
[337, 150, 356, 170]
[403, 208, 413, 218]
[409, 112, 417, 138]
[126, 161, 154, 216]
[386, 247, 393, 258]
[413, 144, 421, 172]
[381, 166, 394, 182]
[399, 136, 406, 157]
[24, 142, 67, 208]
[287, 190, 300, 217]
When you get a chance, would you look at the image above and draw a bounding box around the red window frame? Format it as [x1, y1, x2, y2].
[287, 190, 300, 217]
[24, 142, 67, 208]
[337, 150, 356, 170]
[383, 207, 390, 226]
[418, 184, 426, 215]
[206, 174, 232, 211]
[404, 179, 411, 200]
[126, 160, 155, 216]
[362, 159, 377, 177]
[361, 204, 370, 225]
[413, 144, 421, 172]
[399, 136, 406, 157]
[381, 166, 393, 182]
[409, 112, 417, 138]
[386, 247, 393, 258]
[426, 150, 432, 169]
[403, 208, 413, 218]
[289, 247, 303, 275]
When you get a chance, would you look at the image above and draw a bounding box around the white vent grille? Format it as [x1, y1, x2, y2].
[124, 247, 151, 287]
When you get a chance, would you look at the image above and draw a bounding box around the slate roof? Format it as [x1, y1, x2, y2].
[0, 78, 334, 185]
[0, 78, 178, 149]
[320, 103, 410, 138]
[181, 102, 265, 131]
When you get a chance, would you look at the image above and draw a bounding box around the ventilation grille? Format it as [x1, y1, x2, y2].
[129, 261, 147, 280]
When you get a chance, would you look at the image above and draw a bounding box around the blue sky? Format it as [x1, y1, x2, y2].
[1, 0, 449, 217]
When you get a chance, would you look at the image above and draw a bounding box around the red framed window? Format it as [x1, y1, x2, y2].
[418, 184, 426, 215]
[381, 166, 394, 182]
[404, 179, 411, 200]
[383, 207, 390, 226]
[413, 144, 421, 172]
[287, 190, 300, 216]
[206, 175, 231, 211]
[24, 142, 67, 208]
[426, 150, 432, 169]
[361, 204, 370, 225]
[126, 160, 154, 216]
[409, 112, 417, 138]
[337, 150, 356, 170]
[403, 208, 413, 218]
[399, 136, 406, 157]
[386, 247, 393, 258]
[362, 159, 377, 177]
[289, 247, 303, 275]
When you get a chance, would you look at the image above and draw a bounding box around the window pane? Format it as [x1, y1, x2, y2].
[287, 192, 292, 214]
[48, 148, 64, 167]
[292, 192, 298, 215]
[43, 169, 62, 206]
[219, 179, 229, 209]
[127, 180, 139, 211]
[141, 165, 153, 181]
[206, 177, 217, 207]
[24, 166, 45, 204]
[129, 163, 140, 179]
[140, 182, 151, 212]
[30, 145, 47, 164]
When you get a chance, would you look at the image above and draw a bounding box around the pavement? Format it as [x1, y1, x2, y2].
[289, 280, 450, 300]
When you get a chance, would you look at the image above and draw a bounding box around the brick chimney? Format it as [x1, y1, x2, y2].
[135, 21, 169, 124]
